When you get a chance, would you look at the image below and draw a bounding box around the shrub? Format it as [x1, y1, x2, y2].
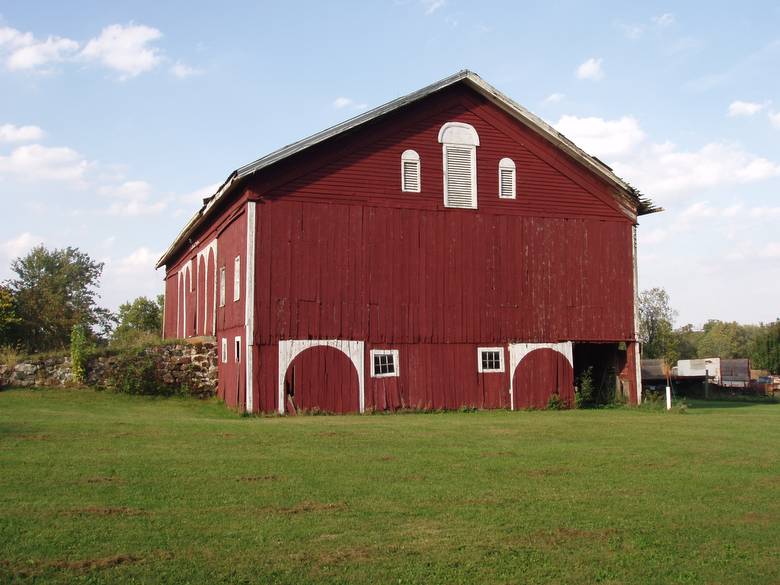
[108, 349, 181, 396]
[70, 324, 87, 384]
[0, 345, 19, 368]
[575, 366, 594, 408]
[547, 393, 564, 410]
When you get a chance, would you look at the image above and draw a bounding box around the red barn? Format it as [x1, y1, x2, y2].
[156, 71, 658, 414]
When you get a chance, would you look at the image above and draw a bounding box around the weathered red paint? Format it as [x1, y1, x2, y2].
[161, 81, 642, 412]
[513, 349, 574, 409]
[284, 346, 360, 414]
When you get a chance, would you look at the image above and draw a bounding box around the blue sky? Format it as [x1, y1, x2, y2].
[1, 0, 778, 325]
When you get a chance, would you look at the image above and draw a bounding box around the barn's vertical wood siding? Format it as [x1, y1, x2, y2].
[164, 83, 641, 412]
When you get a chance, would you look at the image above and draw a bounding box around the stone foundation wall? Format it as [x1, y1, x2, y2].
[0, 342, 218, 397]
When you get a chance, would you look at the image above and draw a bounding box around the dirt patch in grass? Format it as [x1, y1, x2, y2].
[81, 476, 125, 485]
[63, 506, 147, 517]
[1, 553, 148, 578]
[529, 527, 618, 548]
[379, 455, 397, 461]
[7, 433, 51, 441]
[237, 475, 279, 482]
[739, 512, 774, 527]
[315, 431, 339, 437]
[261, 501, 348, 515]
[525, 467, 571, 477]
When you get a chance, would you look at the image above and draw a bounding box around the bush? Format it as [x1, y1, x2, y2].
[70, 324, 88, 384]
[575, 366, 594, 408]
[107, 349, 182, 396]
[0, 345, 19, 368]
[547, 393, 564, 410]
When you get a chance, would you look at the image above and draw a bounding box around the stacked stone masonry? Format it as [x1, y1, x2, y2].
[0, 342, 218, 398]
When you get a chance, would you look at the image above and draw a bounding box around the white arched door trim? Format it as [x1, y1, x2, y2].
[277, 340, 365, 415]
[196, 239, 217, 336]
[508, 342, 573, 411]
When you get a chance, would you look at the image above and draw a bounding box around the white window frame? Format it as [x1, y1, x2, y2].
[477, 347, 505, 373]
[221, 338, 228, 363]
[401, 149, 421, 193]
[438, 122, 479, 209]
[234, 336, 241, 363]
[370, 349, 400, 378]
[219, 266, 226, 307]
[498, 157, 516, 199]
[233, 256, 241, 302]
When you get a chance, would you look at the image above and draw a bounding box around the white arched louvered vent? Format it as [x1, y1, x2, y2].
[401, 149, 420, 192]
[438, 122, 479, 209]
[498, 157, 516, 199]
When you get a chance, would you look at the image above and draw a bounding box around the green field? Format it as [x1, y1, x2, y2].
[1, 388, 778, 584]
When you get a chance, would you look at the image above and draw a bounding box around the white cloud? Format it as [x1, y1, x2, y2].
[0, 143, 90, 185]
[422, 0, 445, 14]
[0, 25, 79, 71]
[652, 13, 676, 27]
[0, 124, 44, 143]
[332, 96, 367, 111]
[554, 115, 645, 157]
[100, 180, 167, 216]
[544, 92, 565, 104]
[576, 57, 604, 81]
[769, 111, 780, 129]
[6, 36, 79, 71]
[115, 246, 159, 274]
[616, 141, 780, 196]
[80, 24, 162, 78]
[1, 232, 42, 261]
[554, 114, 780, 198]
[177, 182, 220, 205]
[619, 23, 644, 40]
[728, 100, 765, 117]
[170, 61, 202, 79]
[760, 242, 780, 259]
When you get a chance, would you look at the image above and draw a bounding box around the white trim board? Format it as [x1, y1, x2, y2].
[277, 340, 365, 414]
[244, 202, 256, 413]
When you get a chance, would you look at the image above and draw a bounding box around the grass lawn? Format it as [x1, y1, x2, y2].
[1, 389, 779, 584]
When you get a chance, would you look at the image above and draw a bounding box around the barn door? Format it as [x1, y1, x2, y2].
[512, 348, 574, 409]
[283, 346, 360, 413]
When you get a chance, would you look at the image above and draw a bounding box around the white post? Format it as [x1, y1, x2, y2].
[665, 386, 672, 410]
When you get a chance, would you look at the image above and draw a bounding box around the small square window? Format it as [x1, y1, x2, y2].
[478, 347, 504, 373]
[370, 349, 399, 378]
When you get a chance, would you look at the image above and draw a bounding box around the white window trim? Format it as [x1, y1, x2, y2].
[233, 256, 241, 302]
[221, 338, 228, 363]
[401, 149, 421, 193]
[498, 157, 516, 199]
[234, 336, 241, 363]
[439, 122, 479, 210]
[219, 266, 226, 307]
[477, 347, 505, 373]
[370, 349, 400, 378]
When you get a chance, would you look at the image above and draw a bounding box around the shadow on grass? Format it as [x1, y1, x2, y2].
[687, 398, 778, 410]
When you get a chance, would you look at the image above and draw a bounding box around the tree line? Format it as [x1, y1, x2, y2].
[0, 245, 163, 353]
[639, 287, 780, 374]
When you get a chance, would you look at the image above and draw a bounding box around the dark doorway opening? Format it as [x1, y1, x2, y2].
[573, 342, 629, 405]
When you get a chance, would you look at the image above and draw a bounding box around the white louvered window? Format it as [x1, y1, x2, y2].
[401, 150, 420, 192]
[498, 157, 516, 199]
[438, 122, 479, 209]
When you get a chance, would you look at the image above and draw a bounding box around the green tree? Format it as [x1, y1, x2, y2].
[0, 285, 21, 346]
[675, 324, 702, 360]
[751, 320, 780, 374]
[697, 320, 755, 358]
[6, 245, 113, 351]
[638, 287, 679, 366]
[112, 295, 163, 346]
